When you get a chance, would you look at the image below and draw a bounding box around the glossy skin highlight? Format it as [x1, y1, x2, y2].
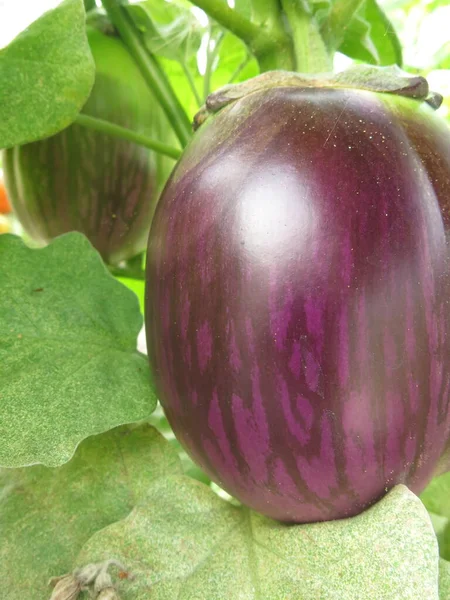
[146, 86, 450, 522]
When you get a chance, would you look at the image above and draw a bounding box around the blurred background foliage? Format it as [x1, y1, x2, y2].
[380, 0, 450, 117]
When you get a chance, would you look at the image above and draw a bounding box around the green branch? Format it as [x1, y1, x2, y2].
[203, 29, 225, 100]
[251, 0, 283, 30]
[181, 61, 202, 107]
[75, 114, 182, 160]
[189, 0, 261, 45]
[190, 0, 293, 70]
[320, 0, 366, 51]
[101, 0, 192, 148]
[250, 0, 294, 70]
[229, 52, 252, 84]
[83, 0, 96, 12]
[280, 0, 331, 73]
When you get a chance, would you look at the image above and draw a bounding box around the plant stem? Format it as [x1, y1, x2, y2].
[280, 0, 331, 73]
[320, 0, 366, 51]
[75, 114, 182, 160]
[101, 0, 192, 148]
[181, 61, 202, 108]
[189, 0, 293, 71]
[250, 0, 294, 71]
[250, 0, 282, 22]
[189, 0, 261, 45]
[250, 0, 286, 38]
[229, 53, 252, 84]
[83, 0, 96, 11]
[203, 29, 225, 101]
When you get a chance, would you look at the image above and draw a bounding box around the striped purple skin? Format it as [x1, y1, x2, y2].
[2, 28, 173, 265]
[146, 86, 450, 522]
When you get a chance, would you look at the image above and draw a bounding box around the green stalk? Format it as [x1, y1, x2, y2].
[203, 30, 225, 100]
[229, 53, 252, 84]
[181, 61, 203, 108]
[280, 0, 332, 73]
[101, 0, 192, 147]
[250, 0, 294, 71]
[320, 0, 366, 51]
[75, 114, 182, 160]
[250, 0, 286, 39]
[189, 0, 261, 45]
[250, 0, 282, 22]
[83, 0, 96, 11]
[189, 0, 294, 71]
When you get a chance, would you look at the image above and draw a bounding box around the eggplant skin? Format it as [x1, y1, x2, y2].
[146, 86, 450, 523]
[3, 26, 173, 265]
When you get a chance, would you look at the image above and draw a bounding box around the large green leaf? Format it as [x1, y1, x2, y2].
[0, 0, 95, 149]
[317, 0, 402, 65]
[339, 12, 380, 64]
[0, 425, 181, 600]
[117, 277, 146, 314]
[159, 55, 202, 116]
[363, 0, 403, 65]
[125, 0, 204, 62]
[432, 41, 450, 70]
[421, 472, 450, 520]
[429, 512, 450, 563]
[77, 480, 440, 599]
[0, 233, 158, 467]
[339, 0, 403, 65]
[441, 559, 450, 600]
[422, 472, 450, 561]
[208, 31, 258, 94]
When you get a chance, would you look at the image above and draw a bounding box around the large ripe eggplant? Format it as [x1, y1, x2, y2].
[145, 68, 450, 522]
[2, 17, 174, 264]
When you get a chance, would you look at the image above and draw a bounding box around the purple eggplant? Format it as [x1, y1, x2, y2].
[146, 70, 450, 522]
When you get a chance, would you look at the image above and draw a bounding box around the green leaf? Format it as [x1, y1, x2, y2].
[421, 472, 450, 520]
[441, 559, 450, 600]
[148, 404, 212, 485]
[432, 42, 450, 70]
[429, 512, 450, 562]
[0, 0, 95, 149]
[0, 424, 182, 600]
[125, 0, 204, 62]
[159, 56, 202, 117]
[422, 472, 450, 561]
[77, 481, 440, 599]
[116, 278, 145, 314]
[208, 32, 258, 94]
[338, 0, 403, 66]
[362, 0, 403, 65]
[319, 0, 366, 50]
[0, 233, 158, 467]
[339, 13, 380, 64]
[426, 0, 450, 11]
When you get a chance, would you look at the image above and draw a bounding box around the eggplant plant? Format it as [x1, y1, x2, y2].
[1, 0, 450, 598]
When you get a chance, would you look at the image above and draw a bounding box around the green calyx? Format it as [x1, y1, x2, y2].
[193, 65, 442, 130]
